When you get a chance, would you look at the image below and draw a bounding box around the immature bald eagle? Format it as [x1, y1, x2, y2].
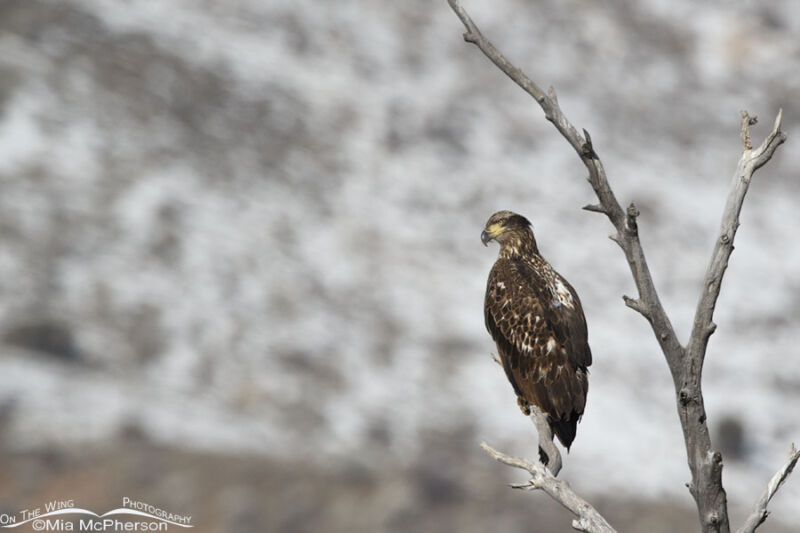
[482, 210, 591, 469]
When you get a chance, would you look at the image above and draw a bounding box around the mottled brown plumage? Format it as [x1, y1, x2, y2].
[482, 210, 591, 454]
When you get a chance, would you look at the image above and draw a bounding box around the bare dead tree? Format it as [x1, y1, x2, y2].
[447, 1, 797, 532]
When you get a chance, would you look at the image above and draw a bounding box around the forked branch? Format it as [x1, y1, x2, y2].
[481, 443, 615, 533]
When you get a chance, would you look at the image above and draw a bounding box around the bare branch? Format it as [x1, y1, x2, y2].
[751, 109, 785, 172]
[481, 442, 616, 533]
[740, 110, 757, 151]
[622, 295, 649, 319]
[447, 0, 595, 156]
[736, 444, 800, 533]
[688, 109, 786, 368]
[676, 108, 785, 533]
[582, 203, 606, 215]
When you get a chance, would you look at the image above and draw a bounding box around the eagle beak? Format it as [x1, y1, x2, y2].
[481, 230, 491, 246]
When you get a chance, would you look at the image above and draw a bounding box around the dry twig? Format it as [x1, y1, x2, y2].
[735, 444, 800, 533]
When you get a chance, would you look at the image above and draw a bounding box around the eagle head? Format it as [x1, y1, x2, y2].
[481, 210, 532, 246]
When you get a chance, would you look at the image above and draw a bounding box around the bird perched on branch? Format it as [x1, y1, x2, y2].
[482, 210, 591, 474]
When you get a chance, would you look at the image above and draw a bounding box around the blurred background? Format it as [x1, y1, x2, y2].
[0, 0, 798, 531]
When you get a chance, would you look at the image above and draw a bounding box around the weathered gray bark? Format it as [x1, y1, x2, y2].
[447, 2, 794, 532]
[735, 445, 800, 533]
[482, 443, 615, 533]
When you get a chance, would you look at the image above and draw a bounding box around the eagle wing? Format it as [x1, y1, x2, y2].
[484, 257, 590, 448]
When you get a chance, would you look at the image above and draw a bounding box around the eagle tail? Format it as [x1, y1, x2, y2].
[550, 415, 579, 450]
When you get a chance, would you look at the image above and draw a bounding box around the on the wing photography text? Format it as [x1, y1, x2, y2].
[0, 498, 192, 531]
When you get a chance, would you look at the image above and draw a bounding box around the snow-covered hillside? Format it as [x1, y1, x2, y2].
[0, 0, 798, 526]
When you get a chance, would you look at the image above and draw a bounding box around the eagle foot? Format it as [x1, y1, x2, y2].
[538, 445, 549, 465]
[517, 397, 531, 416]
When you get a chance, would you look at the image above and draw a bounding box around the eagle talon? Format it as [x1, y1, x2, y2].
[517, 397, 531, 416]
